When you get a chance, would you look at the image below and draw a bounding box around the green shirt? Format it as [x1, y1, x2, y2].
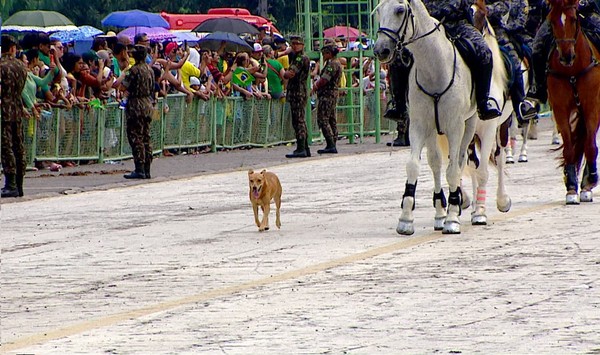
[266, 59, 284, 95]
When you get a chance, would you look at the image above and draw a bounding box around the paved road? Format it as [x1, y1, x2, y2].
[2, 119, 599, 354]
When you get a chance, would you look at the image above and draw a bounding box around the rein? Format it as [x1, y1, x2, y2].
[376, 0, 455, 135]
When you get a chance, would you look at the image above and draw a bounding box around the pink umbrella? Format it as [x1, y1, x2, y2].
[117, 26, 176, 41]
[323, 26, 367, 41]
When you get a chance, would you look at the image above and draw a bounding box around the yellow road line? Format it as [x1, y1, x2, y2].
[1, 200, 563, 353]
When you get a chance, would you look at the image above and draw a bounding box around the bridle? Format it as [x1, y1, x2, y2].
[375, 0, 458, 135]
[553, 5, 580, 46]
[376, 0, 443, 61]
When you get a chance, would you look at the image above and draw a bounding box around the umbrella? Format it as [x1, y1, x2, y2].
[198, 31, 253, 53]
[171, 31, 201, 45]
[50, 25, 103, 43]
[101, 10, 169, 29]
[118, 26, 175, 41]
[323, 26, 367, 41]
[192, 18, 259, 35]
[2, 10, 77, 33]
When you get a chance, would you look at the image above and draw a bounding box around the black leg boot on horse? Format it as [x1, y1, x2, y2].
[1, 173, 19, 198]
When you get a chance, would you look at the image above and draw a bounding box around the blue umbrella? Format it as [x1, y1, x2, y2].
[50, 25, 103, 43]
[101, 9, 169, 29]
[198, 31, 253, 53]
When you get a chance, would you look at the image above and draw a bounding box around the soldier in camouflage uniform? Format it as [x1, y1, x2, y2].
[284, 36, 312, 158]
[423, 0, 502, 120]
[1, 35, 29, 198]
[528, 0, 600, 104]
[310, 45, 343, 154]
[486, 0, 538, 124]
[384, 48, 412, 147]
[122, 45, 155, 179]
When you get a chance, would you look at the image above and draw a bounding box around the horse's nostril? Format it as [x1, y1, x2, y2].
[381, 48, 391, 58]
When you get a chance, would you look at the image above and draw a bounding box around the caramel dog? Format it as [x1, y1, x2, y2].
[248, 169, 282, 231]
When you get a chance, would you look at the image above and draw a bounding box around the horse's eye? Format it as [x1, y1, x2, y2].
[395, 6, 405, 15]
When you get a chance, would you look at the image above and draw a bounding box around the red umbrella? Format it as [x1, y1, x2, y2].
[323, 26, 367, 41]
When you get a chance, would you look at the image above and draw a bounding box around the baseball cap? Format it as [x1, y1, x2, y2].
[190, 76, 201, 86]
[165, 42, 178, 55]
[253, 43, 263, 52]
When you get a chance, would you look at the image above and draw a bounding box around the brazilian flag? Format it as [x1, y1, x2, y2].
[232, 67, 255, 87]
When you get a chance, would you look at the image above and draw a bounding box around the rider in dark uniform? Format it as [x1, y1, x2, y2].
[528, 0, 600, 104]
[486, 0, 537, 124]
[424, 0, 502, 121]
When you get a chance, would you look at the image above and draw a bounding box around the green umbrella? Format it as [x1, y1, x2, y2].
[3, 10, 77, 33]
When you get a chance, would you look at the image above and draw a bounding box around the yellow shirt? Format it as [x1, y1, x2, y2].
[181, 61, 202, 90]
[277, 55, 289, 69]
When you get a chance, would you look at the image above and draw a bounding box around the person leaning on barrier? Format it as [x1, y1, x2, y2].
[120, 45, 155, 180]
[1, 35, 30, 198]
[284, 35, 312, 159]
[310, 44, 343, 154]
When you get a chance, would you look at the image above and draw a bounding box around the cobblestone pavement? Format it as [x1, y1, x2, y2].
[2, 119, 599, 354]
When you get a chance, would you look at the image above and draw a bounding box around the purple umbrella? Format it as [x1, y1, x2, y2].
[117, 26, 176, 41]
[101, 9, 169, 29]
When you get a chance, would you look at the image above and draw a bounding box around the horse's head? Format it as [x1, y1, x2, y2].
[548, 0, 580, 67]
[372, 0, 413, 63]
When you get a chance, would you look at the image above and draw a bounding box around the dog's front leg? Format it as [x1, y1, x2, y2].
[260, 204, 270, 231]
[253, 204, 261, 228]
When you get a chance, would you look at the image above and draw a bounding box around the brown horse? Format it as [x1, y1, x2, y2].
[547, 0, 600, 204]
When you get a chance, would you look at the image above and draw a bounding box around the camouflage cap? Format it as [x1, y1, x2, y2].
[289, 35, 305, 44]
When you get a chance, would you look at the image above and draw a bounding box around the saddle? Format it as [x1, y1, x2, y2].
[452, 36, 478, 69]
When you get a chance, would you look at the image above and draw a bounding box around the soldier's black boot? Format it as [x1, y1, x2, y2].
[124, 161, 146, 179]
[475, 61, 502, 121]
[1, 174, 19, 198]
[317, 136, 338, 154]
[387, 114, 410, 147]
[16, 174, 24, 197]
[285, 137, 308, 158]
[304, 138, 311, 157]
[144, 161, 152, 179]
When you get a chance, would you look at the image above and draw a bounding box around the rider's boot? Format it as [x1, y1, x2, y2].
[387, 113, 410, 147]
[475, 61, 502, 121]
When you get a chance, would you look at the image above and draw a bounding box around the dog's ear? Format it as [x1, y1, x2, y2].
[248, 169, 254, 175]
[260, 169, 267, 175]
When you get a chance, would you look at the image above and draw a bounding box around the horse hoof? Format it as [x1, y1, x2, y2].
[434, 217, 445, 231]
[471, 214, 487, 225]
[497, 198, 512, 213]
[442, 221, 461, 234]
[397, 220, 415, 235]
[580, 190, 593, 203]
[506, 156, 515, 164]
[518, 155, 528, 163]
[566, 194, 580, 205]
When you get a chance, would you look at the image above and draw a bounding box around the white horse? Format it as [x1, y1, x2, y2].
[460, 2, 513, 225]
[373, 0, 480, 234]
